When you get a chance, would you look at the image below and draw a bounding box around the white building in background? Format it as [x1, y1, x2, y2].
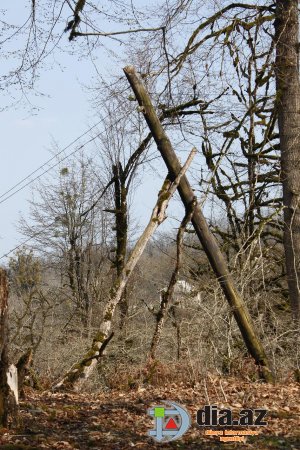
[159, 279, 202, 309]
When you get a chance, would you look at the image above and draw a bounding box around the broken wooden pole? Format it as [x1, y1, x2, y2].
[0, 268, 18, 427]
[123, 65, 274, 383]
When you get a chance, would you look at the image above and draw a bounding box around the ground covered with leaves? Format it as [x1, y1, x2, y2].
[0, 376, 299, 449]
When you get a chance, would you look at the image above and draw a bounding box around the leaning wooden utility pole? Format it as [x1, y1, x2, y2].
[0, 268, 18, 427]
[124, 66, 274, 383]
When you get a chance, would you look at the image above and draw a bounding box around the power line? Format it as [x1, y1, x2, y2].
[0, 109, 121, 206]
[0, 102, 280, 206]
[0, 81, 131, 205]
[0, 135, 112, 259]
[0, 130, 106, 207]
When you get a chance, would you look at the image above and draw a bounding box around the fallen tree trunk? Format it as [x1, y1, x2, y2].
[53, 149, 196, 390]
[123, 65, 274, 383]
[0, 269, 18, 427]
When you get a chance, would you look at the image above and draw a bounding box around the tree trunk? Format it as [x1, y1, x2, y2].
[0, 269, 18, 427]
[275, 0, 300, 321]
[124, 65, 274, 383]
[112, 163, 129, 328]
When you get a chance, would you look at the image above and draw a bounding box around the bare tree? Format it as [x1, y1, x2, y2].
[96, 104, 152, 329]
[19, 152, 112, 329]
[9, 248, 53, 355]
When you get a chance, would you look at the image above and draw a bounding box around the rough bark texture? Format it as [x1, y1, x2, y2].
[0, 269, 18, 427]
[275, 0, 300, 321]
[124, 65, 274, 383]
[53, 151, 196, 390]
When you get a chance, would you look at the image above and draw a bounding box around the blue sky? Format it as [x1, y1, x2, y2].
[0, 12, 92, 260]
[0, 1, 185, 263]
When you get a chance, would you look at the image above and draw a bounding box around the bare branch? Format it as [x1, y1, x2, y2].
[73, 26, 164, 38]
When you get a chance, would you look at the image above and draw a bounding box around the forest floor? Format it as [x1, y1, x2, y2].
[0, 376, 299, 449]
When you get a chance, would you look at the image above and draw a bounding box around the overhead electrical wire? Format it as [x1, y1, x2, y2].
[0, 117, 106, 206]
